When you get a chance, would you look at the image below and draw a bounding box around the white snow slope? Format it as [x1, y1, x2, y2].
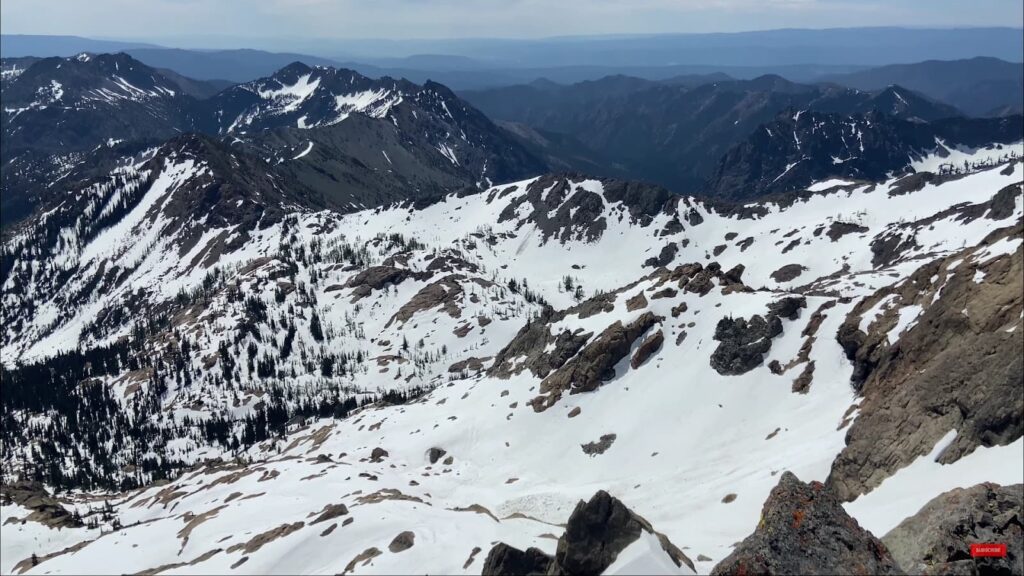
[1, 150, 1022, 575]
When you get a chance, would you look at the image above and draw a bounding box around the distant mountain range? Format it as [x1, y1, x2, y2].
[4, 29, 1023, 89]
[824, 57, 1024, 117]
[462, 75, 967, 193]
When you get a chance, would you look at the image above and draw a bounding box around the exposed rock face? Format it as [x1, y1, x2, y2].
[711, 472, 904, 576]
[534, 311, 662, 410]
[494, 174, 674, 245]
[481, 543, 553, 576]
[345, 266, 413, 301]
[630, 330, 664, 369]
[625, 291, 648, 311]
[883, 483, 1024, 576]
[829, 227, 1023, 501]
[387, 274, 476, 327]
[710, 313, 783, 375]
[0, 481, 82, 529]
[488, 308, 593, 381]
[483, 490, 693, 576]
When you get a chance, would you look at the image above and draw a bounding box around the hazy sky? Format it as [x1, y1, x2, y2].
[2, 0, 1022, 46]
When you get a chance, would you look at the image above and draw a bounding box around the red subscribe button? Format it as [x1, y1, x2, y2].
[970, 543, 1007, 558]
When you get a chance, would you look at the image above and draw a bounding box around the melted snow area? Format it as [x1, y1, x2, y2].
[1, 155, 1022, 574]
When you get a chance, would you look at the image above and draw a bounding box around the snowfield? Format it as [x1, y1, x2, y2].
[1, 146, 1022, 574]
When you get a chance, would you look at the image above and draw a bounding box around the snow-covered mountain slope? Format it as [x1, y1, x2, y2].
[1, 55, 547, 228]
[0, 53, 195, 156]
[2, 141, 1021, 573]
[205, 62, 547, 188]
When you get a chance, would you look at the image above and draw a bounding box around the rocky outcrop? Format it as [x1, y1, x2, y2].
[482, 543, 553, 576]
[710, 314, 782, 375]
[709, 296, 807, 376]
[532, 311, 662, 411]
[767, 296, 807, 321]
[345, 266, 413, 301]
[0, 481, 82, 529]
[488, 308, 593, 380]
[829, 227, 1023, 501]
[482, 490, 693, 576]
[386, 274, 474, 327]
[711, 472, 904, 575]
[770, 264, 806, 282]
[882, 483, 1023, 576]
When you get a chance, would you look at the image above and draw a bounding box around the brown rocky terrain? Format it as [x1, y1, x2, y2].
[829, 224, 1023, 501]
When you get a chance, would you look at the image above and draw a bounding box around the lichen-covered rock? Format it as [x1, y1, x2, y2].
[711, 472, 904, 576]
[882, 483, 1023, 576]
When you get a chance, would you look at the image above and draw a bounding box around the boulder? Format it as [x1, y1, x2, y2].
[426, 447, 447, 465]
[710, 472, 903, 575]
[388, 531, 415, 553]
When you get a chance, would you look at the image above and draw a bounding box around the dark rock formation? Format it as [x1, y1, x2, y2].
[482, 543, 553, 576]
[770, 263, 807, 282]
[711, 472, 904, 575]
[625, 291, 648, 311]
[827, 221, 869, 242]
[426, 447, 447, 465]
[767, 296, 807, 321]
[644, 243, 679, 268]
[581, 434, 617, 457]
[883, 483, 1023, 576]
[710, 314, 783, 376]
[369, 447, 389, 462]
[483, 490, 694, 576]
